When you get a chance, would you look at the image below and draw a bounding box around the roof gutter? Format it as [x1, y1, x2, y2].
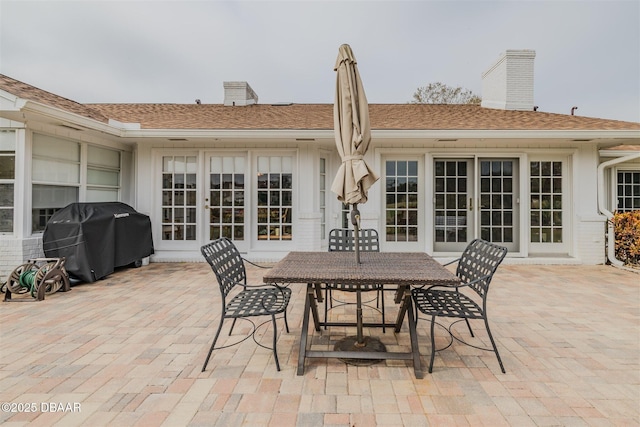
[597, 152, 640, 266]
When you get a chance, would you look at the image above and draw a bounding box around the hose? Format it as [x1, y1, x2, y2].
[19, 269, 39, 297]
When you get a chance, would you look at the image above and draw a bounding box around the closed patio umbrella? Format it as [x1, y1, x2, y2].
[331, 44, 382, 355]
[331, 43, 379, 264]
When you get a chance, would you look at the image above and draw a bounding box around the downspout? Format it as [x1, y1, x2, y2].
[597, 152, 640, 266]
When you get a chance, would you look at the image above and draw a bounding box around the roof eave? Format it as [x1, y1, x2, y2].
[371, 129, 640, 140]
[121, 128, 335, 141]
[12, 99, 124, 137]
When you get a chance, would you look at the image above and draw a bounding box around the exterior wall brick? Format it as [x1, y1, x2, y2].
[0, 237, 44, 282]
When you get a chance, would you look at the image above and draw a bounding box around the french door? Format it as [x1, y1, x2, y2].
[433, 157, 519, 253]
[205, 154, 247, 252]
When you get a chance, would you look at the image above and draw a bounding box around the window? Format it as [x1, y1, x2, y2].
[319, 158, 327, 239]
[87, 145, 120, 202]
[257, 156, 292, 240]
[530, 161, 563, 243]
[0, 130, 15, 233]
[617, 171, 640, 212]
[32, 134, 80, 232]
[341, 203, 350, 228]
[385, 160, 418, 242]
[162, 156, 197, 240]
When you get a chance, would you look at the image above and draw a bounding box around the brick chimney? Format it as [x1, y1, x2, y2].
[481, 50, 536, 111]
[223, 81, 258, 106]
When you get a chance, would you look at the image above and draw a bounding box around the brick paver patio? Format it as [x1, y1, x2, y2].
[1, 261, 638, 426]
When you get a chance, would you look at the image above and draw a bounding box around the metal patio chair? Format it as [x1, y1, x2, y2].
[325, 228, 386, 331]
[201, 237, 291, 372]
[412, 238, 508, 373]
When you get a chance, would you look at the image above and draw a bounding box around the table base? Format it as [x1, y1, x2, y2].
[334, 336, 386, 366]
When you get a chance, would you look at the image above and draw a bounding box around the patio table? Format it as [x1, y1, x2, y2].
[263, 251, 460, 378]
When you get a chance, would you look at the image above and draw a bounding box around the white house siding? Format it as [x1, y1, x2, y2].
[1, 109, 635, 280]
[136, 137, 613, 266]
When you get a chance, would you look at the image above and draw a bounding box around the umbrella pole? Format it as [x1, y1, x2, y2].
[351, 204, 361, 264]
[350, 203, 364, 344]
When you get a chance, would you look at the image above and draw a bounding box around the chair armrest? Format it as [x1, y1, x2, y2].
[442, 257, 461, 267]
[423, 273, 490, 292]
[242, 257, 272, 269]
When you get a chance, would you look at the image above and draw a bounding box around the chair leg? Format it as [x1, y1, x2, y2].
[271, 314, 281, 371]
[429, 315, 437, 373]
[228, 318, 238, 335]
[284, 309, 290, 333]
[484, 317, 506, 373]
[464, 318, 474, 337]
[380, 287, 386, 333]
[324, 287, 329, 330]
[202, 317, 225, 372]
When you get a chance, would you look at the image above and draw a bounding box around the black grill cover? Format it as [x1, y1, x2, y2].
[43, 202, 154, 282]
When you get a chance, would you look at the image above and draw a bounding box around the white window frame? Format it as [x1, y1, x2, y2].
[614, 167, 640, 212]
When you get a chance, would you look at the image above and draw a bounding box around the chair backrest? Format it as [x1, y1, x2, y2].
[328, 228, 380, 252]
[201, 238, 247, 299]
[456, 239, 507, 299]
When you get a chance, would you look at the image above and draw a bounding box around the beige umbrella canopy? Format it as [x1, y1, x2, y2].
[331, 44, 379, 206]
[331, 44, 383, 354]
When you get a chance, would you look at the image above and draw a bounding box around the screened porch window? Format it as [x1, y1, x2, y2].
[32, 134, 80, 232]
[0, 130, 16, 233]
[87, 145, 121, 202]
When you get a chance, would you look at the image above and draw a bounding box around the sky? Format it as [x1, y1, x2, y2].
[1, 0, 639, 123]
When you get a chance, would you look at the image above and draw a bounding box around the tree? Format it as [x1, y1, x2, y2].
[411, 82, 481, 105]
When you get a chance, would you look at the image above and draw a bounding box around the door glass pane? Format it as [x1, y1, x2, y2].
[434, 160, 468, 243]
[480, 160, 514, 243]
[210, 156, 245, 241]
[385, 160, 418, 242]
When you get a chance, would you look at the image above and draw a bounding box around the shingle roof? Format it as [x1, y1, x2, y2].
[85, 103, 640, 131]
[2, 73, 639, 131]
[0, 74, 108, 123]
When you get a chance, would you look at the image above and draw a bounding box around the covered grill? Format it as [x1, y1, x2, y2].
[43, 202, 154, 282]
